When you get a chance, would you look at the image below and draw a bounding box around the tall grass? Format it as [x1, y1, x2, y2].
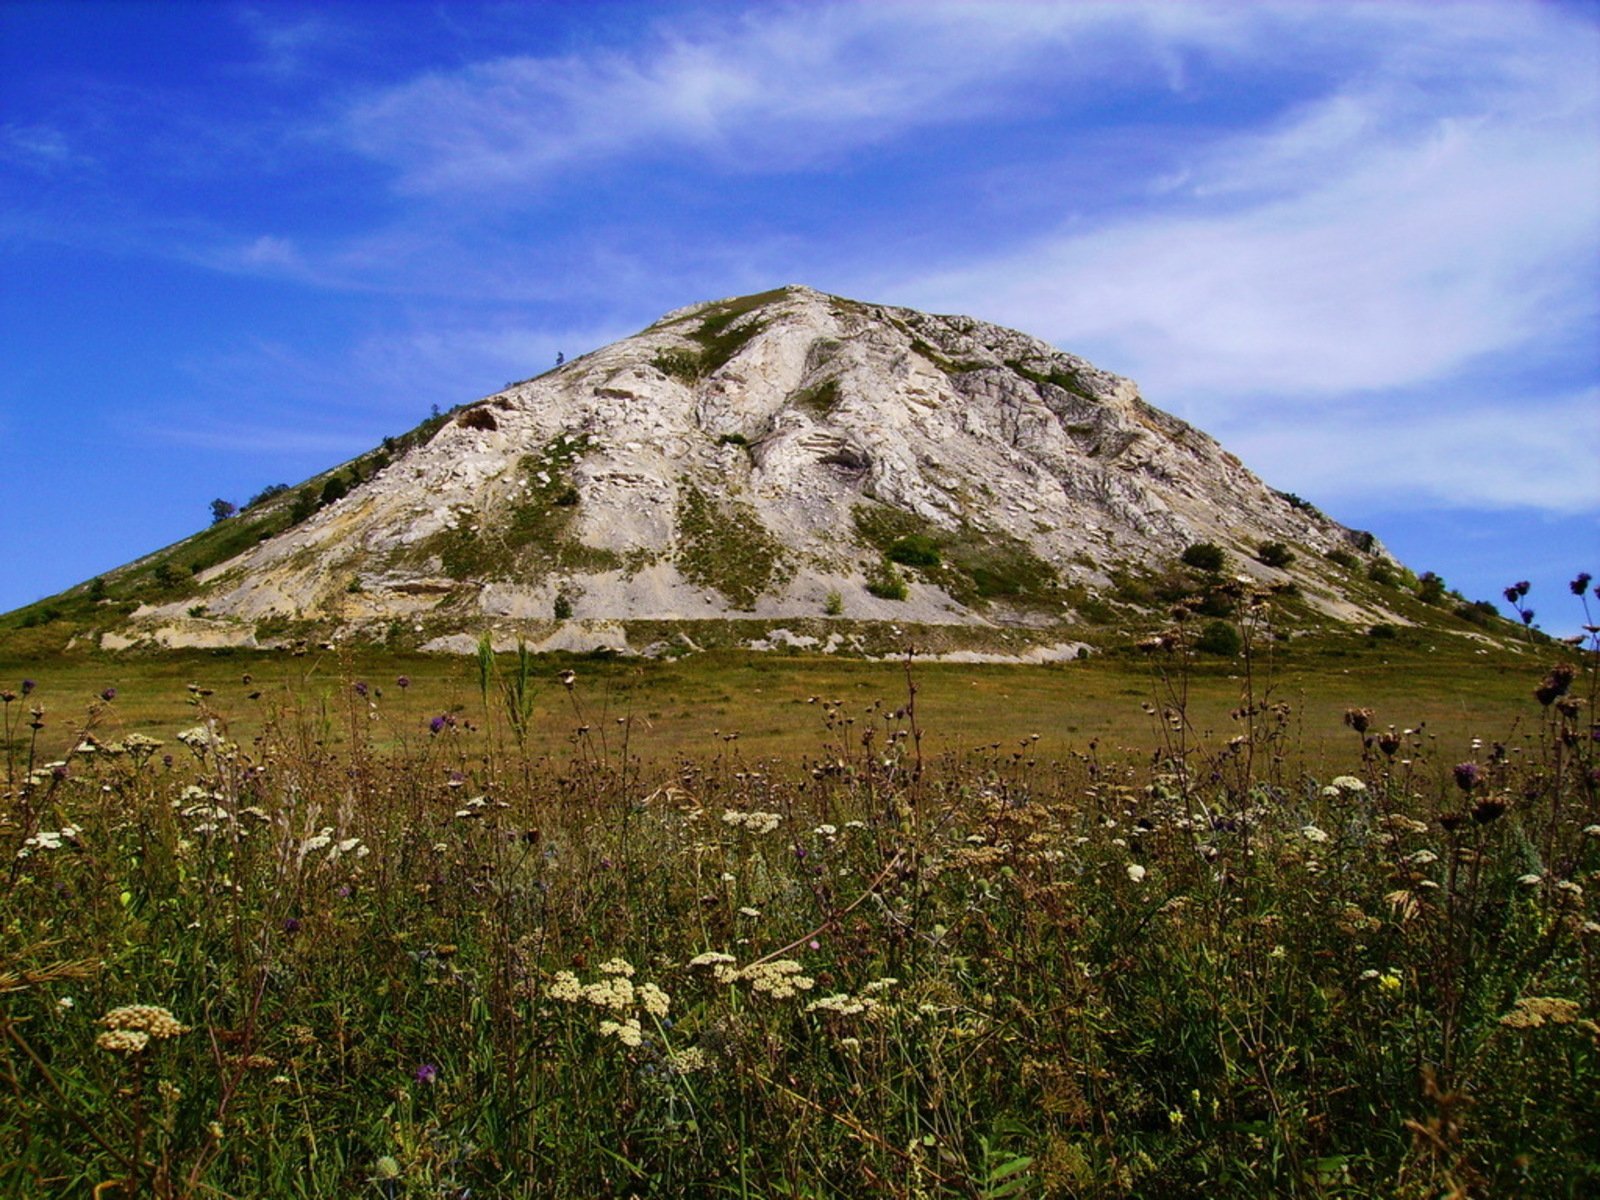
[1, 591, 1595, 1197]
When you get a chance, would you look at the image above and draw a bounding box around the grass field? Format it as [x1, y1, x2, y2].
[0, 624, 1551, 767]
[1, 616, 1595, 1197]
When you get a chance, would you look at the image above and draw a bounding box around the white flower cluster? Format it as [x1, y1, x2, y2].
[721, 809, 781, 835]
[297, 828, 368, 865]
[598, 1017, 643, 1047]
[546, 963, 672, 1050]
[16, 823, 81, 859]
[96, 1003, 188, 1053]
[739, 959, 815, 999]
[1321, 776, 1367, 798]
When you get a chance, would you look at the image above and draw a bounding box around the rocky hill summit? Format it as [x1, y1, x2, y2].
[12, 285, 1495, 658]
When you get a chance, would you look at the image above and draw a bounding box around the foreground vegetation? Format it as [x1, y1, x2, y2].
[1, 596, 1596, 1196]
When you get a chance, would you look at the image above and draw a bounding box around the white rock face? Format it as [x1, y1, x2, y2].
[115, 285, 1395, 647]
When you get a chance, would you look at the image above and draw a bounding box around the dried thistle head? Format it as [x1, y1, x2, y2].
[1471, 797, 1507, 824]
[1343, 708, 1374, 734]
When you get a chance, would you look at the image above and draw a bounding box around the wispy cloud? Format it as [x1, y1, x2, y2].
[0, 122, 93, 173]
[232, 6, 343, 80]
[337, 2, 1255, 193]
[897, 28, 1599, 403]
[1221, 387, 1600, 515]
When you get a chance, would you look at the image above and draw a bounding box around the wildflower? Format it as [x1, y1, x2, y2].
[667, 1046, 709, 1073]
[806, 993, 873, 1015]
[637, 982, 671, 1018]
[353, 681, 369, 698]
[1571, 572, 1593, 596]
[396, 675, 411, 689]
[741, 960, 814, 999]
[546, 971, 584, 1002]
[1378, 972, 1402, 994]
[21, 679, 35, 696]
[100, 687, 117, 703]
[558, 670, 577, 689]
[96, 1029, 150, 1054]
[1405, 850, 1438, 866]
[1126, 863, 1147, 883]
[721, 809, 781, 835]
[738, 906, 761, 918]
[56, 996, 74, 1011]
[1452, 762, 1481, 791]
[413, 1063, 438, 1084]
[597, 958, 635, 977]
[101, 1004, 188, 1039]
[598, 1017, 643, 1047]
[176, 725, 216, 751]
[581, 976, 634, 1012]
[1518, 873, 1544, 888]
[1301, 825, 1330, 844]
[1329, 776, 1367, 794]
[688, 951, 736, 969]
[428, 715, 448, 734]
[1500, 996, 1580, 1029]
[1555, 880, 1583, 901]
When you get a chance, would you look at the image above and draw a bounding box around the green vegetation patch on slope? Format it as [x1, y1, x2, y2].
[1004, 357, 1096, 401]
[676, 484, 791, 609]
[794, 379, 841, 417]
[851, 504, 1060, 608]
[651, 289, 785, 382]
[418, 432, 620, 581]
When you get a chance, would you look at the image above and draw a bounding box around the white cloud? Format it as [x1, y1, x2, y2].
[1221, 388, 1600, 515]
[897, 57, 1598, 405]
[337, 2, 1257, 193]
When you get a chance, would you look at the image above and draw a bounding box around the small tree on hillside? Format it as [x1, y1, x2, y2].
[210, 498, 237, 524]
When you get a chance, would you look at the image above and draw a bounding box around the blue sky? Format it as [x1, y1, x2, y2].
[3, 0, 1597, 630]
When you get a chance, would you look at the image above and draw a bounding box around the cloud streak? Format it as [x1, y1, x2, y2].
[337, 2, 1260, 193]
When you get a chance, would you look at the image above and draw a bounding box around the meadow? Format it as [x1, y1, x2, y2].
[1, 608, 1595, 1197]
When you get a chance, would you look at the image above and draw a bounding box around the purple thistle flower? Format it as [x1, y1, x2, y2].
[100, 687, 117, 702]
[282, 917, 301, 934]
[1571, 572, 1593, 596]
[1452, 762, 1481, 792]
[21, 679, 35, 696]
[413, 1063, 438, 1084]
[429, 715, 448, 734]
[1521, 608, 1535, 626]
[396, 675, 411, 689]
[353, 681, 369, 698]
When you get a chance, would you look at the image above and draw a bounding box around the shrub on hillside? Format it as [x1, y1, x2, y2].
[1181, 542, 1227, 572]
[1256, 541, 1295, 568]
[1195, 619, 1242, 656]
